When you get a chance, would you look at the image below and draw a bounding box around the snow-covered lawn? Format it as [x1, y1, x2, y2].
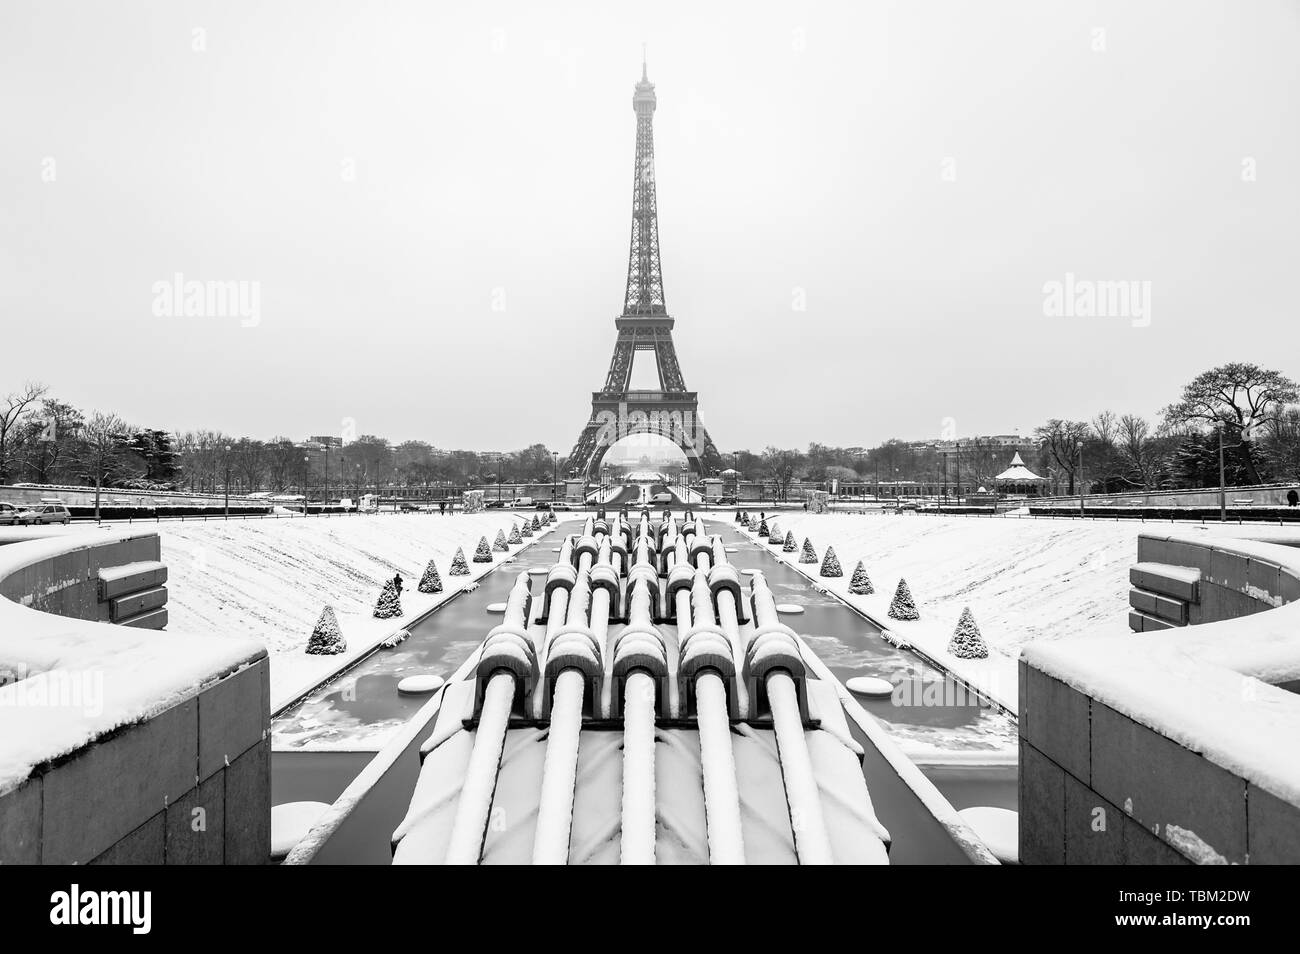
[741, 512, 1157, 713]
[157, 512, 553, 709]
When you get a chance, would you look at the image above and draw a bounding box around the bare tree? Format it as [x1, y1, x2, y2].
[0, 382, 48, 483]
[77, 412, 132, 519]
[1034, 419, 1091, 494]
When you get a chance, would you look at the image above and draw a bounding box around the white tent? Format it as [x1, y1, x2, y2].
[994, 452, 1043, 483]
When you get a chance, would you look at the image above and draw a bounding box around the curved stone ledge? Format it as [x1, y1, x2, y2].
[0, 527, 269, 864]
[1020, 528, 1300, 865]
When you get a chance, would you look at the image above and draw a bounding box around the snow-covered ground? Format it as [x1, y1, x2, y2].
[157, 512, 553, 709]
[743, 512, 1300, 714]
[741, 512, 1156, 713]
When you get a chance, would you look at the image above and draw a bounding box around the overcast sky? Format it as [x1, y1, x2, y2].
[2, 0, 1297, 454]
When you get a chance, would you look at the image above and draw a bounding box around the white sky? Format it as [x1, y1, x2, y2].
[2, 0, 1297, 452]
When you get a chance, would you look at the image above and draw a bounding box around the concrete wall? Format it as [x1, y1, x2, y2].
[0, 531, 270, 864]
[1, 483, 270, 510]
[1021, 530, 1300, 864]
[1032, 483, 1300, 510]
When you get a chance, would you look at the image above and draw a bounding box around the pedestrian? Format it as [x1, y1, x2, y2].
[393, 572, 403, 597]
[1288, 489, 1299, 507]
[439, 500, 447, 516]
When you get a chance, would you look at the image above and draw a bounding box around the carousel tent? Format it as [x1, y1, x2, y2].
[994, 452, 1046, 495]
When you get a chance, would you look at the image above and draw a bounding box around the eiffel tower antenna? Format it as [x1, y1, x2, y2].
[564, 61, 721, 482]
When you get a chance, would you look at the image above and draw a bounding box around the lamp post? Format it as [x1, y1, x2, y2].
[1078, 443, 1086, 518]
[1218, 421, 1227, 522]
[223, 444, 231, 518]
[552, 451, 558, 501]
[324, 441, 330, 508]
[303, 455, 310, 516]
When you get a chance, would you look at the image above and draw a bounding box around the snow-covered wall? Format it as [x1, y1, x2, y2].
[1020, 528, 1300, 865]
[0, 527, 270, 863]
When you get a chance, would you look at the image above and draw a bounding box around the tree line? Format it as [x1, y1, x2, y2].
[3, 363, 1296, 499]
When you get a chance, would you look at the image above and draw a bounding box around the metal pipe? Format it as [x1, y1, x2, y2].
[768, 671, 834, 864]
[444, 671, 515, 864]
[620, 670, 657, 865]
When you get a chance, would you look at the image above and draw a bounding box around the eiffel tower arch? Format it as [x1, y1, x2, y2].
[565, 59, 722, 482]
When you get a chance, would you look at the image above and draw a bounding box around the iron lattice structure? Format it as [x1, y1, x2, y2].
[566, 61, 721, 481]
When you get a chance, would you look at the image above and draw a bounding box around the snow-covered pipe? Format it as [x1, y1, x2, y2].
[620, 670, 657, 865]
[695, 671, 745, 864]
[745, 569, 831, 862]
[532, 667, 585, 864]
[445, 670, 514, 864]
[675, 567, 745, 863]
[768, 671, 834, 864]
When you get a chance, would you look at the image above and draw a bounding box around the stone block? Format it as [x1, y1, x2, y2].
[109, 585, 168, 621]
[1131, 564, 1200, 603]
[1063, 773, 1124, 864]
[99, 561, 167, 600]
[119, 607, 168, 630]
[166, 773, 226, 864]
[1247, 783, 1300, 864]
[1209, 547, 1248, 592]
[199, 658, 268, 781]
[1090, 703, 1247, 864]
[0, 776, 42, 864]
[89, 812, 165, 865]
[224, 739, 270, 865]
[1121, 812, 1191, 864]
[1019, 740, 1065, 865]
[1025, 667, 1090, 781]
[41, 698, 198, 863]
[1246, 560, 1282, 605]
[1279, 571, 1300, 605]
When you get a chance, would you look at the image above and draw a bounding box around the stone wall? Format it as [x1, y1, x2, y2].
[0, 529, 270, 864]
[1021, 529, 1300, 864]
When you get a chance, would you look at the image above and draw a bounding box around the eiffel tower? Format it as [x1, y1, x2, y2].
[565, 58, 722, 481]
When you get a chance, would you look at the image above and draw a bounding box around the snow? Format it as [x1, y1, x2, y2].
[775, 603, 804, 614]
[958, 806, 1018, 864]
[619, 671, 658, 865]
[271, 800, 331, 860]
[396, 674, 445, 695]
[846, 676, 894, 697]
[153, 511, 549, 711]
[0, 526, 266, 796]
[740, 512, 1179, 713]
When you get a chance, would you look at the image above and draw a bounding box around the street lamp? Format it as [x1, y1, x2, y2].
[303, 454, 310, 515]
[552, 451, 558, 501]
[223, 444, 231, 518]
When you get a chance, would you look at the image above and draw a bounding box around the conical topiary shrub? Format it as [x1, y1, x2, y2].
[449, 546, 471, 576]
[782, 530, 797, 552]
[767, 521, 780, 543]
[306, 605, 346, 655]
[819, 546, 843, 577]
[418, 560, 443, 594]
[799, 538, 818, 564]
[373, 581, 403, 619]
[493, 529, 509, 552]
[473, 536, 493, 562]
[507, 524, 523, 545]
[887, 578, 920, 621]
[948, 607, 989, 659]
[734, 509, 742, 523]
[758, 518, 769, 538]
[848, 560, 874, 595]
[520, 520, 533, 538]
[531, 515, 541, 530]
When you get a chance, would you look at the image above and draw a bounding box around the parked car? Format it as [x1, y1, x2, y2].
[0, 502, 22, 525]
[551, 500, 576, 511]
[714, 495, 737, 506]
[17, 502, 72, 525]
[509, 496, 533, 509]
[535, 501, 556, 510]
[651, 492, 673, 504]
